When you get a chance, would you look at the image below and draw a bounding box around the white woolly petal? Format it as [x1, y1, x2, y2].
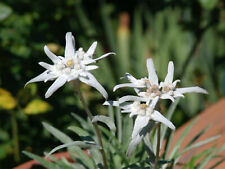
[146, 97, 152, 106]
[79, 72, 88, 77]
[44, 75, 58, 83]
[65, 32, 75, 59]
[172, 79, 180, 87]
[126, 134, 143, 157]
[118, 95, 147, 104]
[94, 52, 115, 61]
[86, 65, 99, 71]
[151, 110, 175, 130]
[38, 62, 53, 70]
[66, 74, 79, 82]
[113, 83, 143, 92]
[45, 76, 67, 98]
[103, 101, 119, 107]
[173, 91, 184, 98]
[121, 109, 131, 113]
[123, 73, 137, 83]
[129, 110, 139, 117]
[160, 93, 175, 102]
[44, 46, 59, 63]
[165, 61, 174, 83]
[138, 92, 145, 97]
[86, 41, 97, 57]
[81, 59, 96, 65]
[25, 71, 50, 87]
[79, 72, 108, 99]
[150, 96, 159, 108]
[147, 58, 158, 85]
[126, 121, 155, 156]
[132, 115, 150, 139]
[176, 87, 208, 95]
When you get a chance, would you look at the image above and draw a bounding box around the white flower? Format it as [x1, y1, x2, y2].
[104, 96, 175, 156]
[119, 97, 175, 138]
[25, 32, 115, 98]
[114, 58, 208, 103]
[113, 73, 147, 93]
[113, 59, 162, 104]
[159, 61, 208, 101]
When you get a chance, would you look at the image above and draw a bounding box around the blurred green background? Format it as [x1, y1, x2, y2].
[0, 0, 225, 168]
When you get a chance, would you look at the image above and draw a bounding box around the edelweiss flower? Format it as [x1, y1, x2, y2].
[120, 97, 175, 139]
[104, 96, 175, 156]
[105, 58, 208, 156]
[113, 73, 147, 93]
[113, 59, 162, 104]
[159, 61, 208, 100]
[25, 32, 114, 98]
[114, 58, 207, 103]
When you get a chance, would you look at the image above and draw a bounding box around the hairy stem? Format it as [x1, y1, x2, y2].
[154, 123, 161, 169]
[10, 111, 20, 162]
[75, 80, 108, 169]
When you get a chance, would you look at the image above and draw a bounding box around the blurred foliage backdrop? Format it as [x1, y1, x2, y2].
[0, 0, 225, 168]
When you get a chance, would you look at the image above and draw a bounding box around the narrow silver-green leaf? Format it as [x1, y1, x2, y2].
[116, 107, 122, 143]
[42, 122, 72, 144]
[69, 146, 96, 169]
[92, 115, 116, 132]
[160, 99, 180, 146]
[45, 141, 100, 159]
[23, 151, 57, 169]
[168, 118, 198, 159]
[175, 135, 221, 164]
[68, 126, 89, 137]
[198, 145, 225, 169]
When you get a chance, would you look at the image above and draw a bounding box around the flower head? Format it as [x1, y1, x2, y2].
[105, 58, 208, 156]
[159, 61, 208, 100]
[25, 32, 114, 98]
[114, 58, 208, 103]
[104, 96, 175, 156]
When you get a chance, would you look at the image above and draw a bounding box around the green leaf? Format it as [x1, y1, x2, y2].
[143, 135, 156, 164]
[160, 99, 180, 146]
[198, 144, 225, 169]
[116, 107, 122, 143]
[98, 125, 128, 161]
[92, 115, 116, 132]
[42, 122, 72, 144]
[89, 148, 103, 167]
[163, 132, 174, 160]
[71, 113, 93, 131]
[199, 0, 218, 10]
[132, 7, 146, 77]
[122, 114, 133, 148]
[186, 125, 211, 147]
[69, 146, 96, 169]
[23, 151, 57, 169]
[45, 141, 100, 159]
[168, 118, 198, 159]
[67, 126, 89, 137]
[176, 135, 221, 164]
[0, 3, 12, 21]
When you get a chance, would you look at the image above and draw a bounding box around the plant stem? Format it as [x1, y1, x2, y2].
[154, 123, 161, 169]
[75, 80, 108, 169]
[10, 111, 20, 162]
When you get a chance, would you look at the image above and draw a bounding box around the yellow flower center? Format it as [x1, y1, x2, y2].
[66, 59, 74, 67]
[163, 86, 170, 92]
[145, 79, 150, 87]
[151, 84, 158, 91]
[140, 104, 147, 109]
